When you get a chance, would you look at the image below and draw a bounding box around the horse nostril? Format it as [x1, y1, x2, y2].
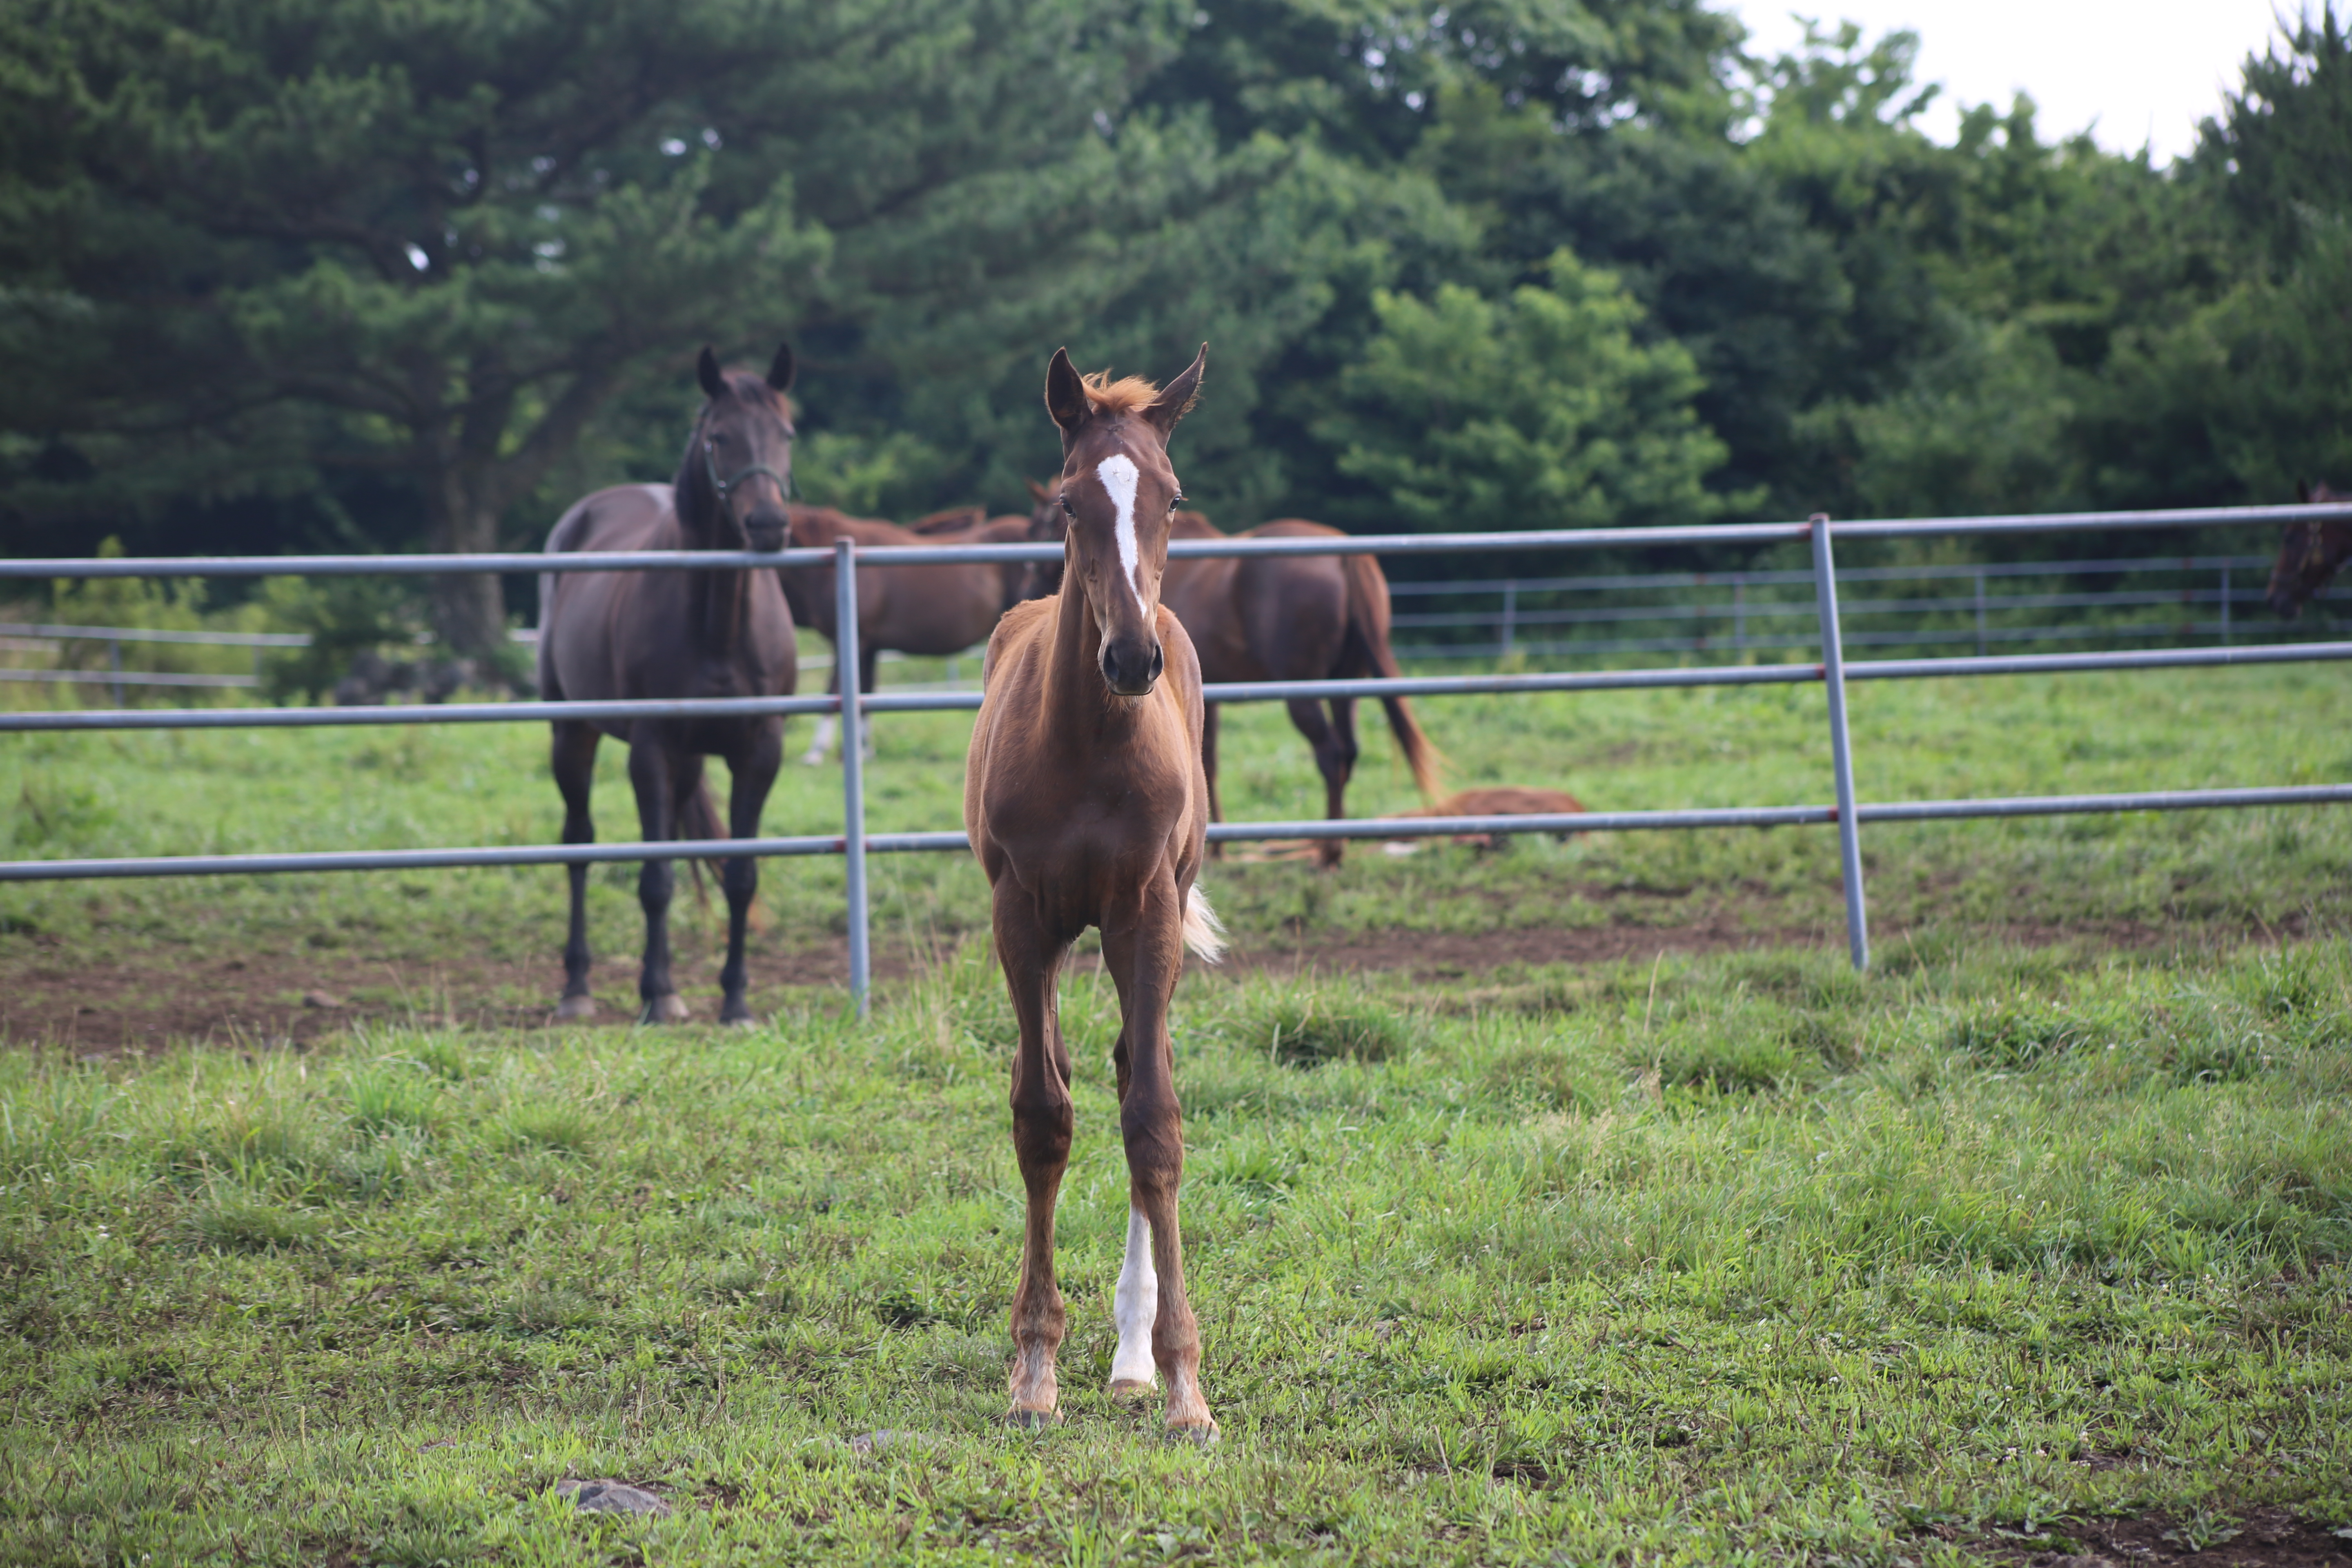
[1149, 643, 1164, 681]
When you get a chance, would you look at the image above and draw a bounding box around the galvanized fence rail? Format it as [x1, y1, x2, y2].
[5, 498, 2350, 1012]
[1385, 553, 2338, 661]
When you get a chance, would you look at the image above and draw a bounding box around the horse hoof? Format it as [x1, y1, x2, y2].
[554, 994, 596, 1021]
[640, 994, 690, 1024]
[721, 1009, 760, 1029]
[1165, 1420, 1220, 1447]
[797, 751, 827, 768]
[1003, 1407, 1061, 1430]
[1107, 1378, 1155, 1402]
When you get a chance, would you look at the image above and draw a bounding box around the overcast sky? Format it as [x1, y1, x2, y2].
[1728, 0, 2305, 161]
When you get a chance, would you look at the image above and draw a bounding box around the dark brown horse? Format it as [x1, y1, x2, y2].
[2268, 481, 2352, 618]
[966, 346, 1223, 1440]
[537, 344, 800, 1024]
[1027, 486, 1441, 864]
[782, 504, 1031, 763]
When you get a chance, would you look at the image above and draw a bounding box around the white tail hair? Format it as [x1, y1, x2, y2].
[1181, 884, 1226, 965]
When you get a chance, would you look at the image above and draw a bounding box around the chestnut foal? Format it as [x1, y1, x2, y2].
[964, 345, 1225, 1440]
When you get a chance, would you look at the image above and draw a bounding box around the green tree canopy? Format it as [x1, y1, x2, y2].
[1314, 250, 1742, 537]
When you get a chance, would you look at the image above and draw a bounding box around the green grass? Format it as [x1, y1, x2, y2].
[4, 659, 2352, 980]
[1, 937, 2348, 1564]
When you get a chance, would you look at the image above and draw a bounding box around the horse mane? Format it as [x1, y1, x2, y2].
[1081, 371, 1163, 416]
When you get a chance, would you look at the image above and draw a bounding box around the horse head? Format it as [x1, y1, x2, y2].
[2269, 480, 2350, 620]
[1042, 344, 1205, 697]
[680, 343, 796, 553]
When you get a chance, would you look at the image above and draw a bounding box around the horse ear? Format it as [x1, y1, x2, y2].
[1026, 478, 1052, 502]
[1045, 348, 1089, 439]
[2299, 479, 2313, 504]
[766, 341, 795, 392]
[1143, 343, 1206, 438]
[697, 346, 726, 401]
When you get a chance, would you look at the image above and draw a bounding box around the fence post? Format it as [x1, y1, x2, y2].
[1500, 582, 1517, 660]
[1811, 515, 1869, 973]
[835, 539, 871, 1018]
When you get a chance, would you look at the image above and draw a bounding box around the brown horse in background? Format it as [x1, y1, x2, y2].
[1027, 485, 1441, 864]
[782, 503, 1030, 762]
[967, 345, 1223, 1440]
[537, 344, 800, 1025]
[2268, 481, 2352, 618]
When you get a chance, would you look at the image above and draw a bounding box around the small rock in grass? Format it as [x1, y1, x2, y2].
[554, 1478, 670, 1517]
[301, 990, 345, 1009]
[849, 1430, 933, 1455]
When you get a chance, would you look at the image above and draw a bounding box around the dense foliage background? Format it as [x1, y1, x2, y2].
[2, 0, 2347, 654]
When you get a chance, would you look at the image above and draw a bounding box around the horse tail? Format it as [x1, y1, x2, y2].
[1181, 882, 1227, 965]
[679, 775, 729, 913]
[1339, 552, 1445, 803]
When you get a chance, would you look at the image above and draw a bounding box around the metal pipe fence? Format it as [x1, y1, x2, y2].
[5, 497, 2350, 1012]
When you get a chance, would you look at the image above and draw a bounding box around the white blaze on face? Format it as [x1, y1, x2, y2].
[1109, 1207, 1158, 1387]
[1094, 454, 1150, 616]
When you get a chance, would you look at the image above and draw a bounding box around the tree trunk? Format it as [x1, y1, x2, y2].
[424, 472, 510, 665]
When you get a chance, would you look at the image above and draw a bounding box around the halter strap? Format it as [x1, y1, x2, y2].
[703, 435, 791, 504]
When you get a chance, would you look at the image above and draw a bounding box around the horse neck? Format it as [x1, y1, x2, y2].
[673, 463, 752, 656]
[1044, 575, 1114, 737]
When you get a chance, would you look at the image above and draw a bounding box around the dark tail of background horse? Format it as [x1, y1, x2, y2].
[1339, 552, 1444, 803]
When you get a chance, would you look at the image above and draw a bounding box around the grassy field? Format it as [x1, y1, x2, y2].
[4, 657, 2351, 995]
[4, 653, 2350, 1563]
[1, 936, 2348, 1564]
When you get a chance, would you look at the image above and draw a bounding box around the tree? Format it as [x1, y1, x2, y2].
[0, 0, 1187, 657]
[1312, 249, 1743, 536]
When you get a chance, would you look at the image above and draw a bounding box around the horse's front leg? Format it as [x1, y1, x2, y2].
[717, 723, 782, 1025]
[993, 880, 1074, 1425]
[1102, 878, 1215, 1440]
[551, 721, 601, 1019]
[626, 737, 688, 1022]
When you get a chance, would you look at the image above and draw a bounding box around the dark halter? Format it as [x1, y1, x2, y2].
[702, 433, 791, 508]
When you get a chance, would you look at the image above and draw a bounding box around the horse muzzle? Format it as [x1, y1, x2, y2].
[745, 513, 788, 554]
[1100, 634, 1164, 697]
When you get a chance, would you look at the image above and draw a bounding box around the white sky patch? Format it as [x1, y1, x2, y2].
[1095, 454, 1149, 615]
[1729, 0, 2289, 162]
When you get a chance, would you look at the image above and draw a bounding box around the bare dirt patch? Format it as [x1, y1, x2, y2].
[1973, 1507, 2352, 1568]
[0, 908, 2303, 1053]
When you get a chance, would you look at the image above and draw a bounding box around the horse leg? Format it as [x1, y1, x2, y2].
[627, 739, 689, 1022]
[552, 722, 600, 1019]
[800, 656, 837, 766]
[995, 882, 1074, 1426]
[717, 725, 782, 1026]
[858, 640, 880, 760]
[1102, 880, 1215, 1440]
[1285, 696, 1354, 869]
[1200, 702, 1225, 859]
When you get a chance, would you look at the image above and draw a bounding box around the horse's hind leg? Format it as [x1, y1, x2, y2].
[799, 654, 839, 766]
[1102, 881, 1216, 1440]
[1200, 703, 1225, 858]
[1285, 696, 1357, 869]
[717, 724, 782, 1026]
[993, 883, 1075, 1426]
[626, 738, 689, 1023]
[552, 722, 600, 1019]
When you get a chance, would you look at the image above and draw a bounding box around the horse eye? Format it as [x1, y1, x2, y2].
[1169, 494, 1183, 510]
[1059, 497, 1074, 515]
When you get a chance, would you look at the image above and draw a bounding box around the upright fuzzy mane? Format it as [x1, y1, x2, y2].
[1081, 371, 1163, 415]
